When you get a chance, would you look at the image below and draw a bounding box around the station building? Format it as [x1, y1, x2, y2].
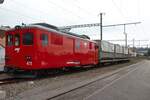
[0, 26, 10, 47]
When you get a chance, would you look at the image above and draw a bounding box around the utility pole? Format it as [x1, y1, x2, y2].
[123, 24, 127, 47]
[100, 13, 103, 40]
[133, 38, 135, 48]
[133, 38, 135, 52]
[99, 13, 104, 61]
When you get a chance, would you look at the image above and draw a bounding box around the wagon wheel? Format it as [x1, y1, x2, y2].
[32, 70, 42, 78]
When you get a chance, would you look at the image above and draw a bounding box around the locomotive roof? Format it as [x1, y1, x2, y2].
[32, 23, 90, 40]
[35, 24, 92, 41]
[8, 23, 96, 43]
[31, 23, 59, 31]
[33, 24, 96, 42]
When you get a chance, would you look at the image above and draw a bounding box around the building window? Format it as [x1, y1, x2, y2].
[40, 34, 48, 46]
[23, 32, 33, 45]
[6, 34, 13, 46]
[14, 34, 20, 46]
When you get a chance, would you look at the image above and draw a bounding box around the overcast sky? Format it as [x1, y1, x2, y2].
[0, 0, 150, 47]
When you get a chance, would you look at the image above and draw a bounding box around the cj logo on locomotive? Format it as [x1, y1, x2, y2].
[14, 48, 20, 53]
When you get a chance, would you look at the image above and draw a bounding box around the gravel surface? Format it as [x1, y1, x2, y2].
[0, 58, 143, 100]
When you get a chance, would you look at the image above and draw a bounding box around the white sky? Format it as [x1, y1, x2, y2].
[0, 0, 150, 47]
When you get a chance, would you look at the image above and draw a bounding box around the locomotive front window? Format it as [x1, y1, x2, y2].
[6, 34, 13, 46]
[14, 34, 20, 46]
[23, 32, 33, 45]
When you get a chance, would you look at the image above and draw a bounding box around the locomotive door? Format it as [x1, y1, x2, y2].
[95, 44, 99, 64]
[13, 32, 22, 67]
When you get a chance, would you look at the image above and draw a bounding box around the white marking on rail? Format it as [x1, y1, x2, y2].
[84, 61, 143, 100]
[28, 81, 34, 84]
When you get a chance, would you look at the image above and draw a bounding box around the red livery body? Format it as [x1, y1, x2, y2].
[5, 23, 98, 71]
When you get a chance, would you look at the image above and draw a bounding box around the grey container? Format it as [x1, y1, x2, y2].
[95, 40, 115, 59]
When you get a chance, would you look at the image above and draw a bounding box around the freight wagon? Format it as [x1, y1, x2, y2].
[95, 40, 130, 63]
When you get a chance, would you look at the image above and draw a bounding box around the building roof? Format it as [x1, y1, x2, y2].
[0, 26, 10, 31]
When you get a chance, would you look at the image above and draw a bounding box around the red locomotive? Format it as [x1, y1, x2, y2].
[4, 23, 99, 73]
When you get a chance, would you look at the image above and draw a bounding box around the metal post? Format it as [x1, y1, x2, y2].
[125, 33, 127, 47]
[133, 38, 135, 48]
[123, 24, 127, 47]
[133, 38, 135, 52]
[100, 13, 103, 40]
[99, 13, 103, 62]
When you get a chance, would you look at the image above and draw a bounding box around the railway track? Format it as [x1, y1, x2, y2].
[0, 78, 23, 85]
[0, 76, 35, 85]
[0, 59, 144, 99]
[6, 60, 142, 100]
[0, 66, 98, 86]
[5, 60, 142, 100]
[0, 61, 130, 86]
[44, 61, 144, 100]
[0, 60, 133, 87]
[0, 69, 85, 86]
[0, 72, 36, 85]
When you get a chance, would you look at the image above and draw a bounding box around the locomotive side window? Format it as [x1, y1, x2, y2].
[23, 32, 33, 45]
[40, 34, 48, 46]
[14, 34, 20, 46]
[75, 40, 80, 49]
[6, 34, 13, 46]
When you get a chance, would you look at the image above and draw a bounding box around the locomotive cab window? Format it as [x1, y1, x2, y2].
[40, 34, 48, 46]
[23, 32, 33, 45]
[14, 34, 20, 46]
[6, 34, 13, 46]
